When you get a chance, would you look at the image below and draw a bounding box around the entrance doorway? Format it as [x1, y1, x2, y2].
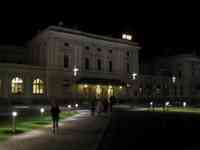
[96, 85, 102, 99]
[107, 85, 114, 100]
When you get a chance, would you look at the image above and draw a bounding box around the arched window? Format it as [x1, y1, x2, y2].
[11, 77, 23, 94]
[33, 79, 44, 94]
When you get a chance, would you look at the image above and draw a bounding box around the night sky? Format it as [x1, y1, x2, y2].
[0, 2, 199, 60]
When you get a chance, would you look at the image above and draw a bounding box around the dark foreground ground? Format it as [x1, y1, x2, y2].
[98, 108, 200, 150]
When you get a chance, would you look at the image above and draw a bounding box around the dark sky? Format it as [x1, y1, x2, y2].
[0, 2, 199, 59]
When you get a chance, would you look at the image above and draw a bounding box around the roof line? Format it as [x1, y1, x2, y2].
[46, 26, 140, 47]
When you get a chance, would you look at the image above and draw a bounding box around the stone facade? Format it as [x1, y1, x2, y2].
[140, 54, 200, 98]
[0, 26, 141, 104]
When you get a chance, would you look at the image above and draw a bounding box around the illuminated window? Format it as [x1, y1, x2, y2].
[33, 79, 44, 94]
[11, 77, 23, 94]
[127, 63, 130, 73]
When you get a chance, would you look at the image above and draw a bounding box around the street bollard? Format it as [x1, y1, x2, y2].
[183, 102, 187, 108]
[67, 104, 72, 113]
[165, 101, 170, 111]
[12, 111, 18, 133]
[40, 107, 45, 116]
[75, 104, 79, 112]
[150, 102, 153, 111]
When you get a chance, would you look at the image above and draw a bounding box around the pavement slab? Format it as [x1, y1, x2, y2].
[0, 110, 110, 150]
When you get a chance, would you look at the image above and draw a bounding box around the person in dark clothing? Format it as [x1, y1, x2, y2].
[109, 96, 115, 112]
[50, 102, 61, 134]
[103, 98, 109, 113]
[91, 99, 96, 116]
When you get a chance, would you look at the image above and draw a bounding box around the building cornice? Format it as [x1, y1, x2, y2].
[46, 26, 140, 48]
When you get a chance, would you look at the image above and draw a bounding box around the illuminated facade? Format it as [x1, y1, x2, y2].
[0, 26, 140, 104]
[30, 26, 140, 102]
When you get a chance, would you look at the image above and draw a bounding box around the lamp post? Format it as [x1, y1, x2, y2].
[12, 111, 18, 133]
[132, 72, 137, 80]
[73, 66, 79, 105]
[183, 101, 187, 108]
[73, 66, 79, 77]
[165, 101, 170, 111]
[150, 102, 154, 111]
[75, 104, 79, 108]
[40, 108, 45, 116]
[172, 75, 176, 98]
[172, 75, 176, 83]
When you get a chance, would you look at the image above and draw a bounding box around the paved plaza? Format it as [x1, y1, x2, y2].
[0, 110, 110, 150]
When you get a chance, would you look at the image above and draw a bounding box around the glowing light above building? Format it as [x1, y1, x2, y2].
[122, 34, 132, 41]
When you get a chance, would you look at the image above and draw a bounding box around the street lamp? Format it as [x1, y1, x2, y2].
[172, 75, 176, 83]
[40, 108, 45, 116]
[73, 66, 79, 77]
[150, 101, 153, 110]
[165, 101, 170, 111]
[183, 101, 187, 107]
[68, 104, 72, 109]
[132, 72, 137, 80]
[75, 104, 79, 108]
[12, 111, 18, 133]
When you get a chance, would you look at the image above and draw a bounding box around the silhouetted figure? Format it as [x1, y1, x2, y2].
[96, 100, 103, 116]
[91, 99, 96, 116]
[109, 96, 115, 112]
[50, 102, 61, 134]
[103, 98, 109, 113]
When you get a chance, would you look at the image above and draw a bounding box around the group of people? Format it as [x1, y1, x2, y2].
[49, 96, 115, 134]
[90, 96, 114, 116]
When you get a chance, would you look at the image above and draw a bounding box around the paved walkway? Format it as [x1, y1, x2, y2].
[0, 110, 110, 150]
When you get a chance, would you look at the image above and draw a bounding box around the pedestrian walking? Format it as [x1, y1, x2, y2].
[91, 99, 96, 116]
[96, 100, 103, 116]
[109, 96, 115, 112]
[50, 101, 61, 134]
[103, 98, 108, 113]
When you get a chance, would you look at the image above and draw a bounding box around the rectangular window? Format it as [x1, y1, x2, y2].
[127, 63, 130, 73]
[97, 59, 101, 71]
[64, 55, 69, 68]
[85, 58, 89, 70]
[109, 61, 112, 72]
[180, 85, 183, 96]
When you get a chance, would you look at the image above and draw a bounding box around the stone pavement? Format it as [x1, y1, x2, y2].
[0, 110, 110, 150]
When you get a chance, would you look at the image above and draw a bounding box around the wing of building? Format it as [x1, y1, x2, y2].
[0, 26, 141, 105]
